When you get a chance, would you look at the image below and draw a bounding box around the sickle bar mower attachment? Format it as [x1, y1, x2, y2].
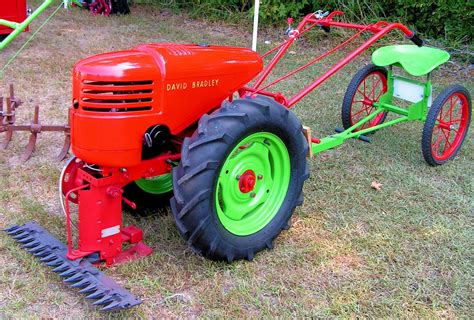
[0, 84, 70, 161]
[4, 221, 141, 311]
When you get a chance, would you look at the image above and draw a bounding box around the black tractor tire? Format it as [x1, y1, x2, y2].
[122, 181, 172, 216]
[171, 96, 310, 262]
[421, 85, 471, 166]
[342, 64, 389, 132]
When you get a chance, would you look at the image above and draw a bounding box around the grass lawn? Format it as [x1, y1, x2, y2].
[0, 2, 473, 318]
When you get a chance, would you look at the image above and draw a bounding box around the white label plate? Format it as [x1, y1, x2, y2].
[101, 225, 120, 238]
[393, 78, 432, 107]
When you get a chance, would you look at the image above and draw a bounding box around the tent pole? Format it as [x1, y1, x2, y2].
[252, 0, 260, 51]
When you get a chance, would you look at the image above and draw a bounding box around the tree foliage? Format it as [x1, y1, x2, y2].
[139, 0, 473, 45]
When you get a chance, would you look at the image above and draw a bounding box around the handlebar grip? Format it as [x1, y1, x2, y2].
[407, 31, 423, 47]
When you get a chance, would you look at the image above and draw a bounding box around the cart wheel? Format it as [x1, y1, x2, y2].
[342, 64, 388, 131]
[421, 85, 471, 166]
[122, 173, 173, 215]
[171, 96, 309, 262]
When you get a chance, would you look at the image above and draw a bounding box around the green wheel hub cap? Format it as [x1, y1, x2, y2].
[215, 132, 291, 236]
[135, 173, 173, 194]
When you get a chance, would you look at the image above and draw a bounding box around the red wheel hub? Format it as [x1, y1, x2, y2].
[238, 170, 256, 193]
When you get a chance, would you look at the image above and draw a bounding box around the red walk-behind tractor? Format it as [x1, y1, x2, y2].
[5, 11, 471, 311]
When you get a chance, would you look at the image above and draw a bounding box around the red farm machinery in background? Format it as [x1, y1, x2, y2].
[0, 0, 28, 39]
[5, 11, 471, 312]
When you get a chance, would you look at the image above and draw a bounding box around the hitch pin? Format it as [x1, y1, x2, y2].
[122, 196, 137, 210]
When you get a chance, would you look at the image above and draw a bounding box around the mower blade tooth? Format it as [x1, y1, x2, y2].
[70, 278, 91, 289]
[52, 263, 70, 273]
[28, 245, 46, 253]
[59, 268, 78, 278]
[46, 258, 63, 267]
[17, 236, 35, 244]
[40, 253, 57, 263]
[22, 240, 41, 249]
[12, 231, 29, 240]
[33, 249, 51, 257]
[64, 273, 85, 283]
[102, 301, 121, 312]
[78, 283, 98, 294]
[4, 225, 21, 234]
[92, 295, 114, 306]
[86, 289, 106, 300]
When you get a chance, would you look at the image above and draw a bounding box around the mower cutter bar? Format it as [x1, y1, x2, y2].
[4, 221, 141, 312]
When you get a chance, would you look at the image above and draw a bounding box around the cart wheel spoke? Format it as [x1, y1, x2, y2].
[343, 65, 388, 133]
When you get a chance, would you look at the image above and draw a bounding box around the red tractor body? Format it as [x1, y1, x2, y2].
[71, 43, 263, 167]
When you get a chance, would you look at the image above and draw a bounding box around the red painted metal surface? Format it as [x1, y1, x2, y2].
[432, 92, 469, 161]
[239, 170, 256, 193]
[64, 153, 180, 266]
[71, 43, 263, 167]
[0, 0, 28, 35]
[349, 71, 388, 130]
[241, 12, 415, 109]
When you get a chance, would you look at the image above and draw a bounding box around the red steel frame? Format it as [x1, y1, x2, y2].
[239, 11, 415, 107]
[64, 152, 180, 266]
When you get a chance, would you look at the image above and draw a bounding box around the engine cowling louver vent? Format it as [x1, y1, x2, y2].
[80, 80, 154, 112]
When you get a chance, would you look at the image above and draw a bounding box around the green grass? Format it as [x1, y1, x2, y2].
[0, 2, 473, 318]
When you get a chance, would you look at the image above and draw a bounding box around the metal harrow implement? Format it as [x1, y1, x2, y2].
[0, 84, 70, 161]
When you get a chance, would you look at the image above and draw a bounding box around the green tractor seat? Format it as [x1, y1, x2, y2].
[372, 45, 450, 77]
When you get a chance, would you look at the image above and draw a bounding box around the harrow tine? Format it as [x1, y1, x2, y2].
[21, 106, 39, 162]
[56, 119, 70, 161]
[1, 98, 13, 150]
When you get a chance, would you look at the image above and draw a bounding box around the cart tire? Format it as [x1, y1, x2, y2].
[421, 85, 471, 166]
[171, 96, 309, 262]
[342, 64, 389, 132]
[123, 174, 173, 216]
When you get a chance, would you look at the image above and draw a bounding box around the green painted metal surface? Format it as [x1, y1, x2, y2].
[215, 132, 291, 236]
[372, 45, 450, 76]
[135, 173, 173, 195]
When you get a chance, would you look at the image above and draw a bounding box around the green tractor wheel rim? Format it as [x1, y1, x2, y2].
[135, 173, 173, 195]
[215, 132, 291, 236]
